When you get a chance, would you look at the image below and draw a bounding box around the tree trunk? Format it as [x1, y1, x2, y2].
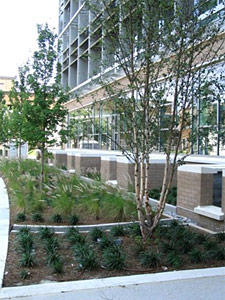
[40, 145, 45, 190]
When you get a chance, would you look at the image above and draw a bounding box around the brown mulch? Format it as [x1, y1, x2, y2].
[3, 231, 225, 288]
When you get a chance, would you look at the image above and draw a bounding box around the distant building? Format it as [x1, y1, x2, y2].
[0, 76, 14, 104]
[58, 0, 225, 155]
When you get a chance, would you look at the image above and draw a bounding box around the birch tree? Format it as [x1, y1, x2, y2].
[86, 0, 225, 238]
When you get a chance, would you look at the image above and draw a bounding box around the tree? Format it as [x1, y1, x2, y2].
[21, 24, 69, 187]
[86, 0, 225, 238]
[0, 90, 10, 150]
[8, 66, 30, 159]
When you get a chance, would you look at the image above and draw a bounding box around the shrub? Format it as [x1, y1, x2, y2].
[203, 240, 218, 251]
[44, 237, 60, 253]
[69, 214, 79, 225]
[20, 269, 30, 279]
[19, 252, 35, 267]
[159, 240, 175, 254]
[89, 227, 104, 242]
[16, 232, 34, 253]
[166, 252, 181, 269]
[15, 212, 26, 222]
[97, 235, 114, 250]
[73, 244, 98, 270]
[39, 227, 54, 240]
[132, 236, 146, 256]
[46, 252, 61, 265]
[207, 246, 225, 260]
[66, 227, 80, 239]
[189, 248, 206, 264]
[51, 259, 64, 274]
[66, 229, 86, 245]
[102, 245, 125, 270]
[139, 250, 160, 268]
[110, 225, 126, 237]
[31, 212, 44, 222]
[128, 223, 142, 238]
[215, 232, 225, 242]
[51, 213, 63, 223]
[101, 193, 137, 222]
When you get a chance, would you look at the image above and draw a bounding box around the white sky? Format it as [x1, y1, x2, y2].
[0, 0, 59, 78]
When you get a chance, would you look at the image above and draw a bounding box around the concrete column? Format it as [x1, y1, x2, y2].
[67, 153, 76, 171]
[101, 156, 117, 181]
[117, 157, 135, 191]
[222, 170, 225, 214]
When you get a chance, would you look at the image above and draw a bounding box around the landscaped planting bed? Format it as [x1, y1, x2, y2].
[0, 159, 137, 226]
[3, 221, 225, 287]
[1, 159, 225, 288]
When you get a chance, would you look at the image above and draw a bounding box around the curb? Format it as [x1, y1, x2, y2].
[12, 218, 171, 233]
[0, 178, 10, 289]
[1, 267, 225, 299]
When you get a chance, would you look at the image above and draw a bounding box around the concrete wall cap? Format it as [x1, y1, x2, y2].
[117, 157, 135, 164]
[101, 156, 117, 161]
[194, 205, 224, 221]
[178, 164, 225, 174]
[48, 149, 67, 154]
[75, 153, 101, 158]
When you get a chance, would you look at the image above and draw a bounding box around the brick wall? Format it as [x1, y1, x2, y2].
[177, 171, 213, 210]
[117, 161, 177, 192]
[55, 153, 67, 169]
[75, 156, 101, 176]
[101, 158, 117, 181]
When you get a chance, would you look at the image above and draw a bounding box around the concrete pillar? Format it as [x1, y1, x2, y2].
[101, 156, 117, 181]
[67, 153, 76, 171]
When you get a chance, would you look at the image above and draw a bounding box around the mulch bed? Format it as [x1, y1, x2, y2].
[3, 229, 225, 288]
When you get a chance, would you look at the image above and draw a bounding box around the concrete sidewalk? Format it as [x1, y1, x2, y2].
[1, 267, 225, 300]
[0, 178, 10, 290]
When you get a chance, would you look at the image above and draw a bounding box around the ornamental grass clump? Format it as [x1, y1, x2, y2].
[89, 227, 104, 242]
[139, 250, 161, 268]
[15, 212, 26, 222]
[66, 228, 86, 245]
[51, 213, 63, 223]
[102, 245, 125, 270]
[189, 248, 206, 264]
[16, 228, 35, 267]
[97, 235, 114, 250]
[216, 232, 225, 242]
[110, 225, 126, 237]
[39, 230, 64, 274]
[31, 212, 44, 222]
[73, 243, 98, 270]
[39, 227, 54, 240]
[68, 214, 79, 225]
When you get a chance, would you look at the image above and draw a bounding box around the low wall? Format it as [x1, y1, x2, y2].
[116, 157, 177, 192]
[177, 165, 225, 232]
[75, 154, 101, 176]
[101, 157, 117, 181]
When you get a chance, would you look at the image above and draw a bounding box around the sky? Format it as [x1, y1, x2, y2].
[0, 0, 59, 78]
